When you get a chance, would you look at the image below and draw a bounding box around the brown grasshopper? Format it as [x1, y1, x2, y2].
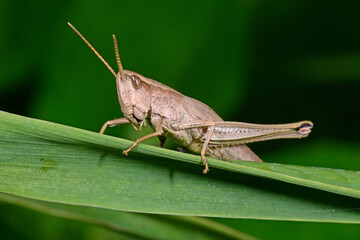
[68, 23, 313, 174]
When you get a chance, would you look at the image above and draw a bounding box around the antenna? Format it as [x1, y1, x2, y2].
[112, 35, 124, 75]
[67, 22, 116, 77]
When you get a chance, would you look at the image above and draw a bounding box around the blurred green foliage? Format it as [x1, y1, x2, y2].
[0, 0, 359, 239]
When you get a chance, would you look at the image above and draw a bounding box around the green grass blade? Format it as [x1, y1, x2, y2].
[1, 110, 360, 223]
[0, 193, 253, 240]
[0, 193, 150, 239]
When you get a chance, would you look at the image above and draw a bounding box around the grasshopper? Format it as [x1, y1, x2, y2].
[68, 23, 313, 174]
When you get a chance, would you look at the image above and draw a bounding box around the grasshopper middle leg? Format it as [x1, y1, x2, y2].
[123, 117, 164, 156]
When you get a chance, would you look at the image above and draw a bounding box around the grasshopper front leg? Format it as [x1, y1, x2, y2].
[99, 118, 130, 134]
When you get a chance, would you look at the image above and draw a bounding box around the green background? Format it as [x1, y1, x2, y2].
[0, 0, 359, 239]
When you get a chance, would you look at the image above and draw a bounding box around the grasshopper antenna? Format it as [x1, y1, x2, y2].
[67, 22, 116, 77]
[112, 35, 124, 75]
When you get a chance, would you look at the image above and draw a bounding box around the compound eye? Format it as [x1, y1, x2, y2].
[131, 75, 142, 89]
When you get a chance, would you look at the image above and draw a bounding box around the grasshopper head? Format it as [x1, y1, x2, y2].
[117, 70, 152, 125]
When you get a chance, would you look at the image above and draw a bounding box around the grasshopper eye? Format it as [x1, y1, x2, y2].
[131, 75, 142, 89]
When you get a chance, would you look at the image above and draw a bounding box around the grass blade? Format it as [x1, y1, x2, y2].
[1, 110, 360, 223]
